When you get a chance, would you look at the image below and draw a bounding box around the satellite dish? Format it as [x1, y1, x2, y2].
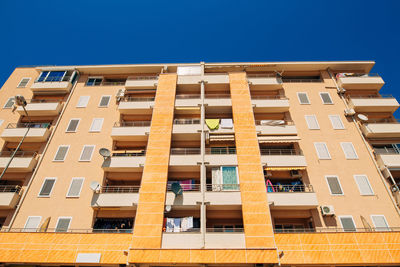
[357, 114, 368, 121]
[90, 181, 100, 191]
[165, 205, 172, 213]
[171, 182, 183, 196]
[99, 148, 111, 159]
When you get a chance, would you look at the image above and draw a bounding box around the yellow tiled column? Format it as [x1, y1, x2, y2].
[229, 72, 277, 248]
[131, 74, 177, 248]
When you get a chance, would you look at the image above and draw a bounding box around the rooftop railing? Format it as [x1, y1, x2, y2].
[173, 118, 200, 125]
[205, 147, 236, 155]
[206, 184, 240, 191]
[6, 122, 51, 129]
[114, 121, 151, 127]
[0, 185, 22, 193]
[267, 184, 313, 193]
[259, 148, 302, 156]
[0, 151, 37, 157]
[99, 185, 140, 193]
[170, 148, 201, 155]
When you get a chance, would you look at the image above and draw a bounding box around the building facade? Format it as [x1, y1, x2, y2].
[0, 61, 399, 266]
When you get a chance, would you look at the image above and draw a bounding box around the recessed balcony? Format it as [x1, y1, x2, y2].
[360, 121, 400, 138]
[118, 97, 154, 115]
[347, 95, 399, 113]
[204, 94, 231, 107]
[1, 123, 51, 142]
[169, 148, 202, 166]
[165, 183, 202, 206]
[260, 149, 307, 167]
[376, 152, 400, 169]
[203, 73, 229, 84]
[0, 151, 37, 173]
[31, 70, 77, 93]
[91, 186, 139, 209]
[204, 147, 237, 165]
[205, 184, 241, 205]
[111, 121, 150, 141]
[0, 185, 22, 209]
[172, 119, 201, 134]
[205, 231, 245, 249]
[177, 75, 201, 85]
[255, 120, 297, 135]
[125, 76, 158, 89]
[247, 74, 283, 90]
[101, 152, 146, 172]
[16, 100, 63, 116]
[267, 184, 318, 209]
[336, 73, 384, 90]
[251, 96, 290, 112]
[175, 94, 201, 107]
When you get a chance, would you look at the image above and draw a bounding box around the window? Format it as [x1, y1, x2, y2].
[79, 145, 95, 161]
[89, 118, 104, 132]
[17, 78, 31, 88]
[98, 95, 111, 107]
[67, 178, 84, 197]
[53, 145, 69, 162]
[319, 92, 333, 104]
[0, 120, 4, 127]
[55, 217, 71, 232]
[339, 216, 356, 232]
[371, 215, 390, 231]
[23, 216, 42, 232]
[76, 96, 90, 108]
[37, 71, 65, 82]
[329, 115, 345, 130]
[297, 92, 310, 104]
[340, 142, 358, 159]
[305, 115, 320, 130]
[314, 142, 331, 159]
[326, 176, 343, 195]
[66, 119, 80, 132]
[354, 175, 374, 195]
[3, 97, 15, 109]
[86, 77, 103, 86]
[38, 178, 56, 197]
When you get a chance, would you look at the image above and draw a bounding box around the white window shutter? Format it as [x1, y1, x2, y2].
[314, 142, 331, 159]
[329, 115, 345, 129]
[341, 142, 358, 159]
[67, 178, 84, 197]
[77, 96, 90, 108]
[90, 118, 104, 132]
[4, 98, 15, 108]
[305, 115, 320, 129]
[371, 215, 389, 231]
[18, 78, 31, 88]
[354, 175, 374, 195]
[340, 216, 356, 232]
[80, 145, 95, 161]
[54, 146, 69, 161]
[24, 216, 41, 231]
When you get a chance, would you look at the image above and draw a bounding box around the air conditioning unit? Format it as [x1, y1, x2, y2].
[290, 170, 301, 178]
[344, 108, 355, 117]
[116, 89, 125, 102]
[338, 88, 346, 94]
[320, 205, 335, 216]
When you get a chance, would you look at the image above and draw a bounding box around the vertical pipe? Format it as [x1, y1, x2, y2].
[200, 62, 206, 247]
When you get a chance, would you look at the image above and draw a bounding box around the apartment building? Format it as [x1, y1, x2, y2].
[0, 61, 399, 266]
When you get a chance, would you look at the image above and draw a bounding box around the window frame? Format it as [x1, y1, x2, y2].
[325, 175, 344, 196]
[76, 96, 90, 108]
[98, 95, 111, 107]
[314, 142, 331, 160]
[66, 177, 85, 198]
[0, 119, 4, 127]
[86, 76, 103, 86]
[354, 174, 374, 196]
[55, 216, 72, 232]
[304, 115, 320, 130]
[328, 115, 345, 130]
[53, 145, 70, 162]
[38, 177, 57, 198]
[3, 97, 15, 109]
[338, 215, 357, 232]
[23, 216, 42, 232]
[65, 118, 81, 133]
[79, 145, 95, 162]
[370, 215, 390, 231]
[340, 142, 359, 160]
[89, 118, 104, 132]
[319, 92, 333, 104]
[297, 92, 310, 105]
[17, 77, 31, 88]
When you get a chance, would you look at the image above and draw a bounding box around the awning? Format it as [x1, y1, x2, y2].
[264, 167, 306, 171]
[209, 134, 235, 141]
[258, 136, 300, 143]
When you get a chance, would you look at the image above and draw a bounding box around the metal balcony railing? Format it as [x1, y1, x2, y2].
[6, 122, 51, 129]
[205, 147, 236, 155]
[99, 186, 140, 193]
[3, 228, 133, 233]
[25, 99, 61, 104]
[255, 120, 294, 126]
[0, 185, 22, 193]
[336, 73, 381, 78]
[274, 227, 399, 233]
[259, 148, 302, 156]
[206, 228, 244, 233]
[251, 95, 288, 100]
[175, 94, 201, 99]
[167, 183, 201, 191]
[267, 184, 314, 193]
[127, 76, 158, 81]
[163, 228, 201, 233]
[173, 118, 200, 125]
[348, 94, 394, 99]
[112, 151, 146, 157]
[102, 81, 126, 86]
[170, 148, 201, 155]
[122, 96, 155, 102]
[0, 151, 37, 157]
[114, 121, 151, 127]
[206, 184, 240, 191]
[364, 118, 399, 124]
[247, 73, 277, 78]
[204, 94, 231, 99]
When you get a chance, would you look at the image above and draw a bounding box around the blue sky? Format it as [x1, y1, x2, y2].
[0, 0, 399, 103]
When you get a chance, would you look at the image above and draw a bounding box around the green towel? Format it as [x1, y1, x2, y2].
[205, 119, 220, 130]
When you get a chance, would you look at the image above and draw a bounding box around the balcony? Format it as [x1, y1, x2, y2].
[267, 184, 318, 209]
[205, 184, 241, 205]
[204, 147, 237, 165]
[247, 74, 283, 90]
[336, 73, 384, 90]
[251, 96, 290, 112]
[162, 231, 202, 249]
[205, 229, 245, 249]
[255, 120, 297, 135]
[375, 149, 400, 168]
[204, 118, 234, 134]
[204, 94, 231, 107]
[0, 151, 37, 173]
[175, 94, 201, 107]
[91, 186, 139, 209]
[177, 75, 201, 85]
[111, 122, 150, 141]
[118, 97, 154, 114]
[169, 148, 201, 166]
[360, 121, 400, 138]
[125, 76, 158, 89]
[203, 73, 229, 84]
[16, 100, 63, 116]
[31, 70, 76, 93]
[172, 119, 202, 134]
[165, 183, 202, 206]
[260, 149, 307, 167]
[347, 95, 399, 113]
[1, 123, 51, 142]
[0, 185, 22, 209]
[101, 152, 146, 172]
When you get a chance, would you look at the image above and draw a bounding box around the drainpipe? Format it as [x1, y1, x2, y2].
[200, 62, 206, 248]
[7, 72, 80, 230]
[327, 68, 400, 216]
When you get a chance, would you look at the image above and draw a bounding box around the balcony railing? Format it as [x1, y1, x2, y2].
[206, 184, 240, 191]
[206, 228, 244, 233]
[170, 148, 201, 155]
[255, 120, 294, 126]
[247, 73, 277, 78]
[6, 122, 51, 129]
[127, 76, 158, 81]
[163, 228, 201, 233]
[364, 118, 399, 124]
[102, 81, 126, 86]
[336, 73, 381, 78]
[99, 186, 140, 193]
[25, 99, 61, 104]
[112, 151, 146, 157]
[114, 121, 151, 127]
[260, 148, 302, 155]
[251, 95, 288, 100]
[274, 227, 399, 233]
[175, 94, 201, 99]
[204, 94, 231, 99]
[0, 151, 37, 157]
[267, 184, 314, 193]
[3, 228, 133, 233]
[167, 183, 201, 192]
[0, 185, 22, 193]
[374, 147, 400, 155]
[122, 97, 155, 102]
[173, 118, 200, 125]
[347, 94, 394, 99]
[205, 147, 236, 154]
